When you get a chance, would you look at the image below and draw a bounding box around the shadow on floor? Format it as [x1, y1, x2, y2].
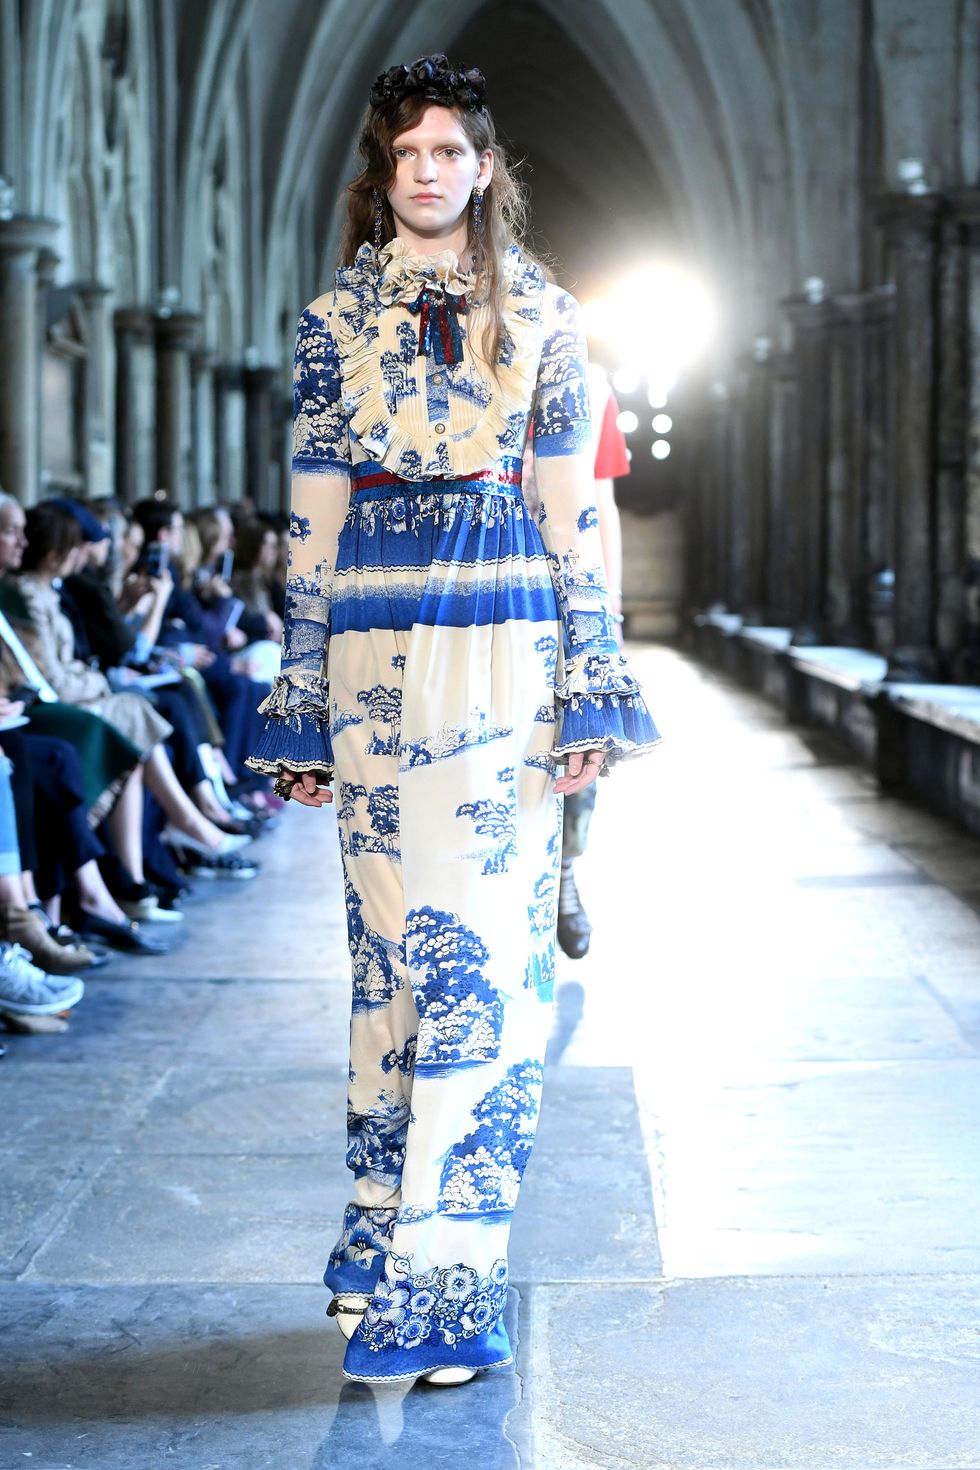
[0, 1296, 525, 1469]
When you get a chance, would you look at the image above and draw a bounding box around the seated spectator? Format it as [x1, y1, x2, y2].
[0, 752, 84, 1027]
[0, 501, 258, 919]
[131, 498, 270, 783]
[231, 518, 284, 645]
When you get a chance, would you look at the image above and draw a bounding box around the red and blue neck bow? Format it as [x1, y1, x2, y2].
[406, 287, 469, 366]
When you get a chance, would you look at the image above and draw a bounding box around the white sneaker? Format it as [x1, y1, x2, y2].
[0, 943, 85, 1016]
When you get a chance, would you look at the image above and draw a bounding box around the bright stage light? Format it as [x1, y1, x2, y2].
[651, 440, 671, 460]
[612, 367, 640, 396]
[584, 262, 714, 391]
[652, 413, 673, 434]
[616, 410, 639, 434]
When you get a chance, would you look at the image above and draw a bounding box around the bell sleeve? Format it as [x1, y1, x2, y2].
[532, 286, 662, 767]
[245, 300, 351, 777]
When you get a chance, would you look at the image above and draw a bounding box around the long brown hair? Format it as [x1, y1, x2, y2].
[339, 93, 536, 369]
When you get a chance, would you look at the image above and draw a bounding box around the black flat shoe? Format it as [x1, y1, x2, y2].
[76, 911, 169, 956]
[556, 859, 592, 960]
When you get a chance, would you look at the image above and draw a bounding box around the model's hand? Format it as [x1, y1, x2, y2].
[280, 766, 333, 807]
[553, 749, 605, 794]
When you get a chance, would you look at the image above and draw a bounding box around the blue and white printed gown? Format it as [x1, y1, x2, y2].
[248, 237, 660, 1382]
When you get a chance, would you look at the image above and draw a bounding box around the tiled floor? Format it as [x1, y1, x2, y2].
[2, 644, 980, 1468]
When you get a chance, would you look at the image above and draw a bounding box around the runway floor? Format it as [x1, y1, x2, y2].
[3, 643, 980, 1469]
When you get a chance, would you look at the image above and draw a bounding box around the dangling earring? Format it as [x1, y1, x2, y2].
[373, 189, 384, 250]
[471, 188, 484, 236]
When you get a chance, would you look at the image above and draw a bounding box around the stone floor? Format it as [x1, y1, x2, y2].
[3, 643, 980, 1469]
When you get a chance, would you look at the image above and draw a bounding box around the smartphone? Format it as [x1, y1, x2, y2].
[143, 543, 168, 578]
[219, 549, 234, 583]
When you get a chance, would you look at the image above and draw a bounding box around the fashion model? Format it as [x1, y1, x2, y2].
[247, 53, 661, 1387]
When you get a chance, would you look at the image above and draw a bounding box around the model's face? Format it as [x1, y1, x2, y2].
[0, 504, 27, 573]
[387, 105, 492, 241]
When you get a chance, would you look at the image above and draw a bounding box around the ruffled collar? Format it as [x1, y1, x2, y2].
[376, 238, 474, 307]
[333, 240, 546, 480]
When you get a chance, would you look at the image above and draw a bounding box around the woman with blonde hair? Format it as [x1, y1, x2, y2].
[248, 53, 660, 1387]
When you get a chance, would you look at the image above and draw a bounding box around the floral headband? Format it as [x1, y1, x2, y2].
[369, 53, 487, 113]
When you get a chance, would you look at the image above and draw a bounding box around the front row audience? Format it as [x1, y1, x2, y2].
[0, 491, 289, 1041]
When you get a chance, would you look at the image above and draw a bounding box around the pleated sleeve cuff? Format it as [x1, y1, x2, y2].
[552, 650, 663, 768]
[244, 673, 334, 778]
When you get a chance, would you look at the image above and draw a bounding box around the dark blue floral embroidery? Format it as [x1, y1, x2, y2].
[406, 905, 503, 1074]
[289, 511, 312, 542]
[360, 1253, 509, 1351]
[439, 1060, 545, 1215]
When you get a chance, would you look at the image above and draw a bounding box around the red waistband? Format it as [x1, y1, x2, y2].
[352, 465, 522, 491]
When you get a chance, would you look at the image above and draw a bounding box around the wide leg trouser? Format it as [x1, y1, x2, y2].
[323, 601, 561, 1381]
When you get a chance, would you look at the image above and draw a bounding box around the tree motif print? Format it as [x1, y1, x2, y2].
[527, 867, 557, 938]
[380, 1035, 417, 1077]
[325, 1202, 397, 1282]
[347, 1091, 410, 1186]
[345, 876, 404, 1012]
[400, 714, 512, 767]
[456, 768, 518, 875]
[534, 634, 559, 684]
[338, 783, 401, 859]
[380, 321, 420, 414]
[360, 1252, 509, 1352]
[438, 1060, 545, 1217]
[390, 653, 406, 671]
[524, 937, 555, 1000]
[292, 309, 348, 467]
[357, 683, 402, 756]
[406, 905, 503, 1074]
[577, 504, 599, 531]
[289, 511, 312, 542]
[456, 798, 517, 875]
[331, 709, 364, 738]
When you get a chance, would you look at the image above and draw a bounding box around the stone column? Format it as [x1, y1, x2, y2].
[708, 385, 734, 609]
[76, 282, 113, 499]
[213, 363, 245, 504]
[0, 216, 59, 503]
[825, 295, 870, 646]
[861, 288, 897, 653]
[766, 352, 799, 629]
[189, 349, 215, 509]
[243, 364, 280, 512]
[155, 311, 199, 505]
[876, 193, 943, 679]
[741, 343, 772, 625]
[113, 307, 155, 504]
[952, 192, 980, 672]
[783, 294, 831, 646]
